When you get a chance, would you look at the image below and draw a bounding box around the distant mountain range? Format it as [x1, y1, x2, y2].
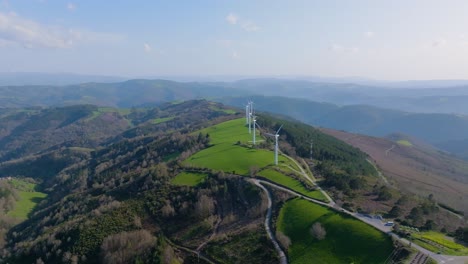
[217, 96, 468, 160]
[0, 72, 126, 86]
[1, 78, 468, 159]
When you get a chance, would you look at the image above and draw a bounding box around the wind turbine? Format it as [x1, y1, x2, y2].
[245, 103, 249, 125]
[248, 101, 254, 134]
[252, 115, 257, 145]
[266, 125, 283, 165]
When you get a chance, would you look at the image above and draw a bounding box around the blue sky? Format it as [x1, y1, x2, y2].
[1, 0, 468, 80]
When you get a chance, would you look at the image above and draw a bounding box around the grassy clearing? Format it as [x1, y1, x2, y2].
[412, 231, 468, 256]
[209, 105, 237, 114]
[152, 116, 175, 124]
[85, 107, 131, 121]
[397, 140, 413, 146]
[171, 172, 208, 187]
[258, 169, 326, 201]
[185, 118, 290, 175]
[7, 179, 46, 219]
[277, 198, 394, 264]
[69, 147, 94, 153]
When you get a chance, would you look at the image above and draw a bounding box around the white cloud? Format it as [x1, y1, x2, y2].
[143, 43, 152, 53]
[241, 21, 260, 32]
[0, 12, 123, 49]
[330, 43, 358, 53]
[364, 31, 374, 38]
[226, 13, 238, 25]
[226, 13, 260, 32]
[231, 51, 239, 59]
[67, 3, 76, 11]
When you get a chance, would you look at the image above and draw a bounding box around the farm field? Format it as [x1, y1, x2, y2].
[185, 118, 292, 175]
[258, 169, 326, 201]
[7, 179, 47, 220]
[412, 231, 468, 256]
[171, 172, 208, 187]
[277, 198, 394, 264]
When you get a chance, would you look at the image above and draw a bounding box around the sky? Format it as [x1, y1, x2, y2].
[1, 0, 468, 80]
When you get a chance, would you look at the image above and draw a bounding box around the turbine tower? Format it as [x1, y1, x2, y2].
[245, 103, 249, 125]
[248, 101, 254, 134]
[310, 140, 313, 160]
[252, 115, 257, 145]
[266, 125, 283, 165]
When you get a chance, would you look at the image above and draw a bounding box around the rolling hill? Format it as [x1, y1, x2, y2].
[1, 100, 403, 263]
[217, 95, 468, 160]
[319, 128, 468, 214]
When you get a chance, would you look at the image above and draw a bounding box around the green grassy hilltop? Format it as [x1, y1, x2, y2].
[185, 118, 290, 175]
[277, 198, 394, 264]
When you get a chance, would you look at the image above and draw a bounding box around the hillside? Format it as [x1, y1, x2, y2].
[217, 95, 468, 160]
[0, 100, 405, 263]
[320, 128, 468, 215]
[0, 79, 250, 108]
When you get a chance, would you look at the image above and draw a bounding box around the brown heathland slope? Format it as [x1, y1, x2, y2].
[320, 128, 468, 214]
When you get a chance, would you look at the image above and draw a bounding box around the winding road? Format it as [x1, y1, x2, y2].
[250, 177, 467, 264]
[250, 179, 288, 264]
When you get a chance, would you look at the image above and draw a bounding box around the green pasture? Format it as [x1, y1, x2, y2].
[7, 179, 47, 219]
[171, 172, 208, 187]
[397, 140, 413, 147]
[258, 169, 326, 201]
[277, 198, 394, 264]
[185, 118, 290, 175]
[152, 116, 175, 124]
[412, 231, 468, 256]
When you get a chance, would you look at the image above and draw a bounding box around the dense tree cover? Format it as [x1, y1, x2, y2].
[0, 101, 277, 263]
[256, 114, 376, 194]
[455, 227, 468, 244]
[2, 100, 431, 263]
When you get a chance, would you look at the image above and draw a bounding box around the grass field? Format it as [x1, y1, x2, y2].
[397, 139, 413, 146]
[412, 232, 468, 256]
[209, 106, 237, 114]
[171, 172, 208, 187]
[152, 116, 175, 124]
[7, 179, 47, 219]
[277, 198, 394, 264]
[258, 169, 326, 201]
[185, 118, 291, 175]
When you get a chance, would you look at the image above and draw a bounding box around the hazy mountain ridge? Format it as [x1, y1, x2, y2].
[217, 96, 468, 159]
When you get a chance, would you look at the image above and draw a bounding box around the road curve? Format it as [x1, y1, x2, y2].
[249, 179, 288, 264]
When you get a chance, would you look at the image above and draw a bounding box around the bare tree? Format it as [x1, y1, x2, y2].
[100, 229, 155, 264]
[310, 222, 326, 240]
[276, 231, 291, 249]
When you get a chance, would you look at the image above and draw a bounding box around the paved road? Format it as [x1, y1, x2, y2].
[250, 179, 288, 264]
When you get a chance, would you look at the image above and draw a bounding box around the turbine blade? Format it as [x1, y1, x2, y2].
[276, 125, 283, 134]
[265, 133, 275, 137]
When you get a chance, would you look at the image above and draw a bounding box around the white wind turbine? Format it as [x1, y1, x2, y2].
[252, 115, 257, 145]
[266, 125, 283, 165]
[245, 102, 249, 125]
[248, 101, 254, 134]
